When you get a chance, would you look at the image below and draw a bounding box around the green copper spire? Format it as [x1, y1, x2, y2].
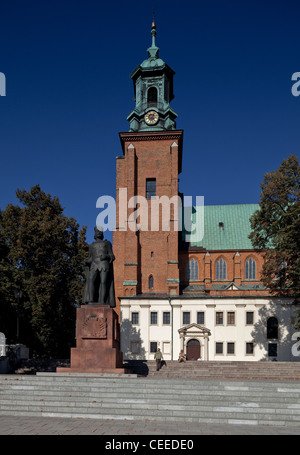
[127, 20, 178, 132]
[147, 20, 159, 59]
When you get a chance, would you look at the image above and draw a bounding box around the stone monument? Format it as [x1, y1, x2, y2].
[57, 227, 127, 373]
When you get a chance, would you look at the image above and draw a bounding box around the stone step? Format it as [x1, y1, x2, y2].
[0, 401, 299, 419]
[145, 361, 300, 370]
[1, 392, 298, 409]
[1, 409, 299, 428]
[1, 402, 300, 427]
[2, 373, 300, 390]
[1, 389, 299, 404]
[0, 374, 300, 427]
[2, 373, 300, 393]
[139, 360, 300, 380]
[0, 387, 300, 407]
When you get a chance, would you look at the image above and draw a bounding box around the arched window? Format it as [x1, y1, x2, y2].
[147, 87, 157, 106]
[149, 275, 154, 290]
[245, 257, 256, 280]
[216, 258, 226, 280]
[267, 317, 278, 339]
[188, 258, 198, 281]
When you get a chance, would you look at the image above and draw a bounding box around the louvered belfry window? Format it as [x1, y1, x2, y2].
[147, 86, 157, 106]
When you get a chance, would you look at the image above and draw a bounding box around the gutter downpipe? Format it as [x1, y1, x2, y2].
[168, 296, 173, 360]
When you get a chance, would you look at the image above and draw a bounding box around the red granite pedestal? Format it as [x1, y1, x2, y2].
[57, 305, 127, 374]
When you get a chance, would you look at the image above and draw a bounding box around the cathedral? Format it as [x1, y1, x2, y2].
[112, 22, 296, 362]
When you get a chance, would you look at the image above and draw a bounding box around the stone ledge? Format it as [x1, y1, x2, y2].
[56, 367, 132, 375]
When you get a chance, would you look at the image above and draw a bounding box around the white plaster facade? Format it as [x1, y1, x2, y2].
[120, 297, 299, 362]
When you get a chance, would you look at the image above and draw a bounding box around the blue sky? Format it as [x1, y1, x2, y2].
[0, 0, 299, 244]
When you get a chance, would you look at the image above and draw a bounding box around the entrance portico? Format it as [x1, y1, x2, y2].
[178, 323, 211, 361]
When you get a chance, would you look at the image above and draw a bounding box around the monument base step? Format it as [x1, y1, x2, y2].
[56, 367, 131, 374]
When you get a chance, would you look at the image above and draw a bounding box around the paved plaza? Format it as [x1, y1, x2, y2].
[1, 415, 300, 435]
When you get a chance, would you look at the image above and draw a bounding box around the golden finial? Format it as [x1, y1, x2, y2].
[152, 8, 156, 28]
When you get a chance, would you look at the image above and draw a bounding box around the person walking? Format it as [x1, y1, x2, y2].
[154, 348, 163, 371]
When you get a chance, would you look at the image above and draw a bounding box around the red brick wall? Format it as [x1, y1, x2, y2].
[113, 129, 270, 318]
[113, 131, 183, 315]
[179, 250, 270, 296]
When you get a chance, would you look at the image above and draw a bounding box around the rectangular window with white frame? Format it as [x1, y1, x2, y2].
[163, 312, 170, 325]
[183, 312, 190, 325]
[227, 342, 235, 355]
[227, 312, 235, 325]
[131, 312, 139, 325]
[150, 312, 158, 325]
[246, 311, 254, 325]
[197, 311, 205, 325]
[216, 342, 223, 355]
[150, 341, 158, 353]
[216, 312, 223, 325]
[246, 342, 254, 355]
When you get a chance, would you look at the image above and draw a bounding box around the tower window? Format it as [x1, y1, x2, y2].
[146, 178, 156, 199]
[147, 86, 158, 106]
[149, 275, 154, 290]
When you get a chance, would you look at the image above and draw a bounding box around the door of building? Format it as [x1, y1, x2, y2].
[186, 339, 200, 360]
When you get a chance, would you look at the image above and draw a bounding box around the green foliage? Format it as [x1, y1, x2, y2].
[0, 184, 88, 357]
[249, 155, 300, 301]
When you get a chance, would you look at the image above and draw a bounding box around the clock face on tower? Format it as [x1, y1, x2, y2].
[145, 110, 159, 125]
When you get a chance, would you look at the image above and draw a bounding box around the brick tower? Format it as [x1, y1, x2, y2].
[113, 22, 183, 315]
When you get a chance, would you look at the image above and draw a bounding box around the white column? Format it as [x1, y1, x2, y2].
[120, 302, 131, 357]
[235, 303, 246, 360]
[172, 303, 182, 360]
[203, 335, 209, 360]
[206, 303, 216, 360]
[140, 303, 150, 359]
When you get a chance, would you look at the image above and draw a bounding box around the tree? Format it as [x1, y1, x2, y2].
[249, 155, 300, 301]
[0, 184, 88, 357]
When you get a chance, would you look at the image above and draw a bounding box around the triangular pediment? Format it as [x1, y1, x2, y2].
[225, 282, 240, 291]
[178, 323, 211, 336]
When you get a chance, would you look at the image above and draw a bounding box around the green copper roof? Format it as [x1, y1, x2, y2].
[182, 204, 259, 250]
[140, 22, 165, 69]
[127, 21, 177, 132]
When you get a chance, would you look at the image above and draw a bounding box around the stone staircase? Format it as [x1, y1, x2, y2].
[1, 372, 300, 427]
[125, 360, 300, 381]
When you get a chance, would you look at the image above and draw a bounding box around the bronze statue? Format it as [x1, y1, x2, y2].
[82, 227, 116, 307]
